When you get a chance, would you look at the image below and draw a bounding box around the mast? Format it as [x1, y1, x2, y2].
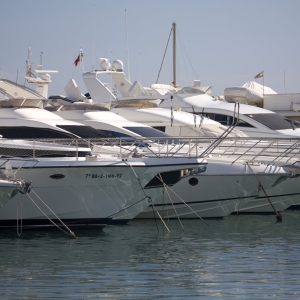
[172, 22, 177, 88]
[125, 9, 130, 81]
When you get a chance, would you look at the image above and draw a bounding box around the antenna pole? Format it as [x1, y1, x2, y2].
[40, 52, 43, 68]
[172, 22, 177, 88]
[26, 47, 33, 78]
[92, 4, 96, 71]
[284, 70, 286, 94]
[125, 9, 130, 81]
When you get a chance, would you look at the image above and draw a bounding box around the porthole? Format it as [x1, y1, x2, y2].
[189, 177, 198, 186]
[50, 174, 65, 180]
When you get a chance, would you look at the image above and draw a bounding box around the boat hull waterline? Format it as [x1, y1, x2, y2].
[136, 161, 291, 219]
[0, 157, 204, 230]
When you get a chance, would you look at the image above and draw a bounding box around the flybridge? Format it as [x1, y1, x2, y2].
[0, 79, 46, 100]
[25, 47, 58, 98]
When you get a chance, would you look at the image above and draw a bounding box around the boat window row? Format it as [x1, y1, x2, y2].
[200, 113, 255, 128]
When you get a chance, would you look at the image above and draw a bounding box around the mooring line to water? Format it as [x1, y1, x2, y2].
[107, 196, 149, 219]
[246, 163, 282, 222]
[16, 194, 23, 237]
[124, 160, 170, 233]
[155, 175, 209, 226]
[28, 189, 77, 238]
[235, 163, 250, 221]
[157, 173, 184, 231]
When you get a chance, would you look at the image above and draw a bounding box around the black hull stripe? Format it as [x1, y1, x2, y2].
[255, 192, 300, 199]
[0, 218, 111, 231]
[152, 195, 256, 207]
[152, 192, 300, 208]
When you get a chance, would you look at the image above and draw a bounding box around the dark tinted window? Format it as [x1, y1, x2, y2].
[123, 127, 170, 138]
[56, 125, 114, 138]
[245, 114, 300, 130]
[201, 113, 254, 127]
[100, 130, 131, 138]
[153, 126, 166, 132]
[0, 126, 76, 139]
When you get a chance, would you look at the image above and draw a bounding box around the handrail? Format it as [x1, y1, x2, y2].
[0, 78, 46, 99]
[0, 136, 300, 166]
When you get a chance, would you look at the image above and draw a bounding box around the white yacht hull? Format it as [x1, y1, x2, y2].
[0, 157, 203, 229]
[136, 160, 290, 219]
[235, 177, 300, 213]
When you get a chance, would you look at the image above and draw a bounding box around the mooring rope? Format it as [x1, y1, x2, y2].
[107, 195, 149, 219]
[235, 162, 249, 220]
[123, 159, 170, 233]
[247, 162, 282, 221]
[157, 173, 184, 231]
[155, 175, 209, 226]
[16, 193, 23, 237]
[28, 189, 77, 237]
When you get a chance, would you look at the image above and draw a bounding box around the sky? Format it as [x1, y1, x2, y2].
[1, 0, 299, 97]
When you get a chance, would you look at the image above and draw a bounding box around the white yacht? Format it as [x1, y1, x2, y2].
[74, 64, 300, 215]
[45, 94, 296, 219]
[0, 136, 210, 229]
[224, 81, 300, 122]
[2, 53, 296, 220]
[103, 69, 300, 139]
[0, 88, 213, 227]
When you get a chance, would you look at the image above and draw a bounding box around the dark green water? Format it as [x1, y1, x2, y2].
[1, 212, 300, 299]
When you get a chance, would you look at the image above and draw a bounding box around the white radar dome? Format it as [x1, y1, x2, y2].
[112, 60, 123, 72]
[99, 58, 111, 71]
[40, 74, 51, 82]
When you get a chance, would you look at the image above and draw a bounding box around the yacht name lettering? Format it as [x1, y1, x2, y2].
[86, 173, 123, 179]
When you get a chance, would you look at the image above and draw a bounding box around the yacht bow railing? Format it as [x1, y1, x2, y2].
[0, 137, 300, 166]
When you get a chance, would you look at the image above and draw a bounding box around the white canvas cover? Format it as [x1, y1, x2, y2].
[224, 81, 277, 105]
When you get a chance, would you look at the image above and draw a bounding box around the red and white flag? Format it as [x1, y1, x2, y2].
[74, 50, 83, 67]
[254, 71, 264, 79]
[74, 55, 81, 66]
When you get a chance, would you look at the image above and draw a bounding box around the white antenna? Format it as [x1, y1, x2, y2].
[40, 52, 43, 66]
[125, 8, 130, 81]
[92, 3, 96, 71]
[284, 70, 286, 94]
[80, 48, 84, 71]
[26, 47, 33, 78]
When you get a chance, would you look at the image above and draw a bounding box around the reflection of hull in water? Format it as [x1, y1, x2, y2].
[0, 157, 204, 230]
[136, 160, 289, 219]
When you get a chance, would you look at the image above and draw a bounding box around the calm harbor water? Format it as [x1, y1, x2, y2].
[1, 211, 300, 299]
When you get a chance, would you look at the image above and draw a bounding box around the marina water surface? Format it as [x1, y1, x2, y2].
[1, 212, 300, 299]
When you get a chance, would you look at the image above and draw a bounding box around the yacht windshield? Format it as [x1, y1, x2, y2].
[0, 126, 77, 139]
[124, 126, 182, 144]
[123, 127, 171, 138]
[56, 125, 114, 138]
[245, 114, 300, 130]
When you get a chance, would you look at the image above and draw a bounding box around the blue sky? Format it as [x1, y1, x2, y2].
[1, 0, 299, 97]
